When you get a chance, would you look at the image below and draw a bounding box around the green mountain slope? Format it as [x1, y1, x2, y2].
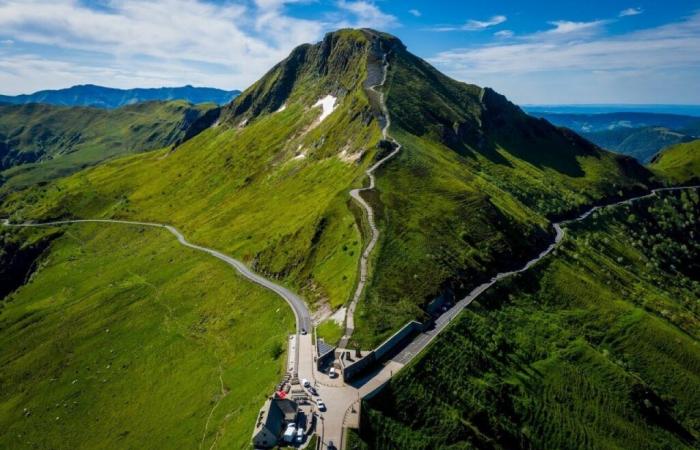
[0, 101, 218, 193]
[0, 223, 292, 449]
[2, 30, 651, 347]
[584, 126, 694, 163]
[2, 30, 387, 313]
[650, 139, 700, 184]
[354, 189, 700, 449]
[0, 28, 677, 449]
[353, 39, 651, 344]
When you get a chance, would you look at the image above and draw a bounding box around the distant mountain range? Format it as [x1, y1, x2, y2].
[0, 85, 240, 109]
[524, 104, 700, 116]
[527, 110, 700, 163]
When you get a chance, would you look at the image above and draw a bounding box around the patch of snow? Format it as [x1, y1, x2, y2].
[276, 103, 287, 113]
[294, 153, 306, 160]
[313, 95, 337, 122]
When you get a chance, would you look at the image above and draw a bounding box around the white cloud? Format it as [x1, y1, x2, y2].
[335, 1, 399, 29]
[620, 7, 644, 17]
[0, 0, 397, 95]
[430, 15, 507, 32]
[428, 12, 700, 103]
[465, 15, 507, 30]
[541, 19, 609, 37]
[408, 9, 421, 17]
[494, 30, 514, 38]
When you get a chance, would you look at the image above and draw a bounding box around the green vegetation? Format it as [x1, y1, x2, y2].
[584, 126, 694, 163]
[0, 100, 217, 193]
[0, 223, 293, 449]
[357, 190, 700, 449]
[1, 30, 386, 312]
[352, 38, 651, 346]
[2, 30, 654, 349]
[1, 29, 698, 450]
[306, 433, 318, 449]
[650, 139, 700, 184]
[316, 319, 344, 346]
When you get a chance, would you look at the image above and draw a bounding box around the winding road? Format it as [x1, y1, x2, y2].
[341, 51, 402, 349]
[3, 48, 699, 449]
[390, 184, 700, 366]
[1, 218, 312, 375]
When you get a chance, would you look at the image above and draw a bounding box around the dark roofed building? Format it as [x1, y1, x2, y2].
[251, 398, 298, 448]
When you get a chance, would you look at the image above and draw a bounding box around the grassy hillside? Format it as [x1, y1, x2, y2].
[0, 223, 293, 449]
[0, 101, 217, 193]
[583, 126, 694, 163]
[352, 41, 651, 346]
[650, 139, 700, 184]
[355, 189, 700, 449]
[2, 30, 652, 348]
[1, 30, 386, 314]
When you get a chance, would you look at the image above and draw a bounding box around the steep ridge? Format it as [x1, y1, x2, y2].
[350, 34, 653, 345]
[1, 30, 387, 314]
[1, 29, 652, 348]
[341, 43, 402, 347]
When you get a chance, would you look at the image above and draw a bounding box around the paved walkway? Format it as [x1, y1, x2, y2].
[340, 47, 402, 349]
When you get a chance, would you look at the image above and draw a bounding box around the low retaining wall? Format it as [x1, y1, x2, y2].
[343, 321, 422, 382]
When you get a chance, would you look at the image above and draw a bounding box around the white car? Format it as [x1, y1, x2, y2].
[283, 423, 296, 443]
[328, 367, 337, 378]
[295, 427, 304, 443]
[317, 399, 326, 411]
[301, 378, 310, 388]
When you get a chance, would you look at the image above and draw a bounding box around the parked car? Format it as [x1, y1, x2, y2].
[328, 367, 337, 378]
[307, 386, 318, 396]
[302, 378, 310, 388]
[283, 423, 296, 443]
[317, 399, 326, 411]
[295, 427, 304, 443]
[328, 440, 336, 450]
[301, 328, 307, 335]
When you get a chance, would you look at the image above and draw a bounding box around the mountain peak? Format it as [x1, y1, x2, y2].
[221, 28, 405, 126]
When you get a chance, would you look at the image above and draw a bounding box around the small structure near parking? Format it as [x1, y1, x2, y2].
[251, 397, 299, 449]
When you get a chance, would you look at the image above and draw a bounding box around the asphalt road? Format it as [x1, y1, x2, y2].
[1, 218, 313, 373]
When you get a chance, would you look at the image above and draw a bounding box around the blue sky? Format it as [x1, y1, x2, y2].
[0, 0, 699, 104]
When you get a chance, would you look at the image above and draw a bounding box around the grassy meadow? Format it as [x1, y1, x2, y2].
[650, 139, 700, 184]
[0, 223, 293, 449]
